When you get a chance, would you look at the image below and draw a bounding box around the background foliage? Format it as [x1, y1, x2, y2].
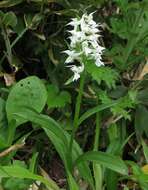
[0, 0, 148, 190]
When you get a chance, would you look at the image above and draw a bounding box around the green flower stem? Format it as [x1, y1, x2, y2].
[68, 72, 85, 165]
[93, 102, 102, 190]
[93, 111, 100, 151]
[11, 27, 28, 48]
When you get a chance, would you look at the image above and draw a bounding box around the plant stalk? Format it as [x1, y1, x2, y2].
[93, 102, 102, 190]
[1, 25, 12, 66]
[94, 111, 100, 151]
[68, 72, 85, 166]
[0, 27, 28, 67]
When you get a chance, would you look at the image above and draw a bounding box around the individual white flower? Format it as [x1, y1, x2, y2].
[95, 58, 104, 67]
[68, 18, 81, 31]
[82, 41, 92, 55]
[81, 21, 98, 34]
[87, 34, 100, 43]
[80, 12, 99, 34]
[69, 31, 86, 47]
[84, 12, 95, 24]
[67, 63, 84, 81]
[63, 50, 82, 63]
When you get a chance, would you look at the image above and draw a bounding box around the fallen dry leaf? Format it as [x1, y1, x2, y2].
[133, 59, 148, 80]
[4, 73, 15, 86]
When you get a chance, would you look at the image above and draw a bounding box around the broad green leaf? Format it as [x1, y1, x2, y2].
[0, 0, 23, 8]
[47, 84, 71, 108]
[12, 108, 94, 188]
[0, 165, 59, 190]
[6, 76, 47, 126]
[6, 119, 17, 146]
[12, 108, 78, 189]
[75, 151, 128, 175]
[13, 108, 68, 163]
[78, 102, 117, 125]
[3, 12, 17, 27]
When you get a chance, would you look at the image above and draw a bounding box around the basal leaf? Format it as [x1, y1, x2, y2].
[3, 12, 17, 27]
[12, 108, 94, 189]
[6, 76, 47, 126]
[11, 109, 76, 188]
[75, 151, 128, 175]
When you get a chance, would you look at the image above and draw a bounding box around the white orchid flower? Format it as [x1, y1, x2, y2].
[67, 63, 84, 81]
[68, 18, 81, 31]
[69, 31, 86, 47]
[64, 12, 105, 81]
[82, 41, 92, 55]
[63, 50, 82, 63]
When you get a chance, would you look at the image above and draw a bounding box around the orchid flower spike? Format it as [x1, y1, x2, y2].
[64, 12, 105, 81]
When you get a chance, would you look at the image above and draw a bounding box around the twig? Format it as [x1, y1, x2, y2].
[0, 143, 25, 158]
